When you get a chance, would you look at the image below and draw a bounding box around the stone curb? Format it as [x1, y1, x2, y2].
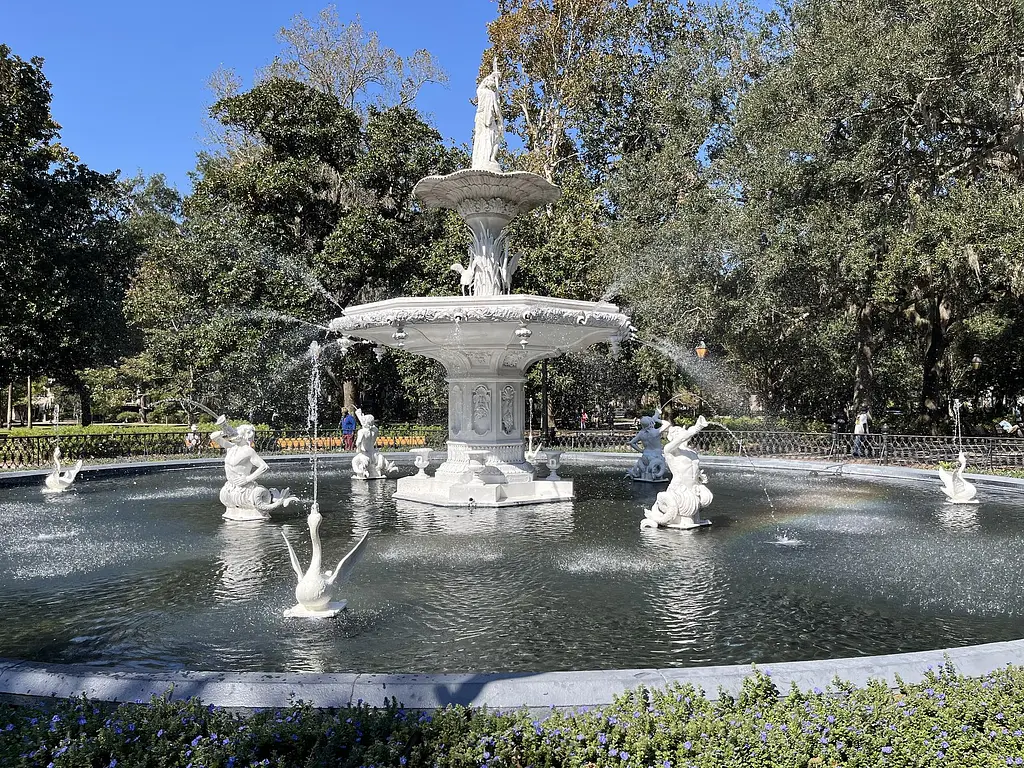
[1, 638, 1023, 710]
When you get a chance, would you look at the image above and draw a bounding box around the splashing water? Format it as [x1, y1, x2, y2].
[951, 399, 964, 452]
[308, 342, 323, 505]
[706, 420, 780, 524]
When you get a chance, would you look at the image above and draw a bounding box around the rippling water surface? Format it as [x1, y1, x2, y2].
[1, 460, 1023, 672]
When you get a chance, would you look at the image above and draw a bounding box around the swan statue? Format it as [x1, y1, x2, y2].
[281, 502, 369, 618]
[524, 435, 545, 464]
[938, 451, 978, 504]
[43, 446, 83, 493]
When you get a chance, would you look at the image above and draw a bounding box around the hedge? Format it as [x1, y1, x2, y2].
[3, 663, 1024, 766]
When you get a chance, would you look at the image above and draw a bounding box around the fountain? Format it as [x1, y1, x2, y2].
[640, 415, 714, 530]
[351, 408, 397, 480]
[210, 417, 297, 521]
[939, 399, 978, 504]
[43, 445, 83, 494]
[328, 64, 631, 507]
[626, 408, 671, 482]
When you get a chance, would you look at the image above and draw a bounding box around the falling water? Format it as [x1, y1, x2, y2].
[951, 399, 964, 452]
[308, 342, 323, 505]
[705, 420, 799, 544]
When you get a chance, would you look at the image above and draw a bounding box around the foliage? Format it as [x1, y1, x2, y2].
[6, 665, 1024, 766]
[0, 45, 140, 413]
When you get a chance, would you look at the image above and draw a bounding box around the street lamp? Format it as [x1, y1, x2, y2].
[972, 354, 982, 370]
[971, 354, 983, 411]
[695, 341, 708, 360]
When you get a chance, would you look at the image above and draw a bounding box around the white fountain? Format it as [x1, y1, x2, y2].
[281, 340, 369, 617]
[640, 416, 714, 530]
[210, 418, 297, 521]
[328, 63, 631, 507]
[938, 399, 978, 504]
[43, 445, 83, 494]
[351, 408, 397, 480]
[626, 408, 671, 483]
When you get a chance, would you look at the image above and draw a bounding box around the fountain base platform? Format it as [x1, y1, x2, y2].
[283, 600, 347, 618]
[640, 518, 712, 530]
[393, 476, 574, 507]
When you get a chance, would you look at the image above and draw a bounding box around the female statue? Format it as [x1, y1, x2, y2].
[471, 62, 503, 172]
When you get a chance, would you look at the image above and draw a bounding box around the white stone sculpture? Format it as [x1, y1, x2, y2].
[641, 416, 713, 530]
[211, 416, 297, 521]
[410, 447, 433, 477]
[471, 60, 503, 172]
[282, 502, 369, 618]
[938, 450, 978, 504]
[43, 446, 83, 493]
[545, 450, 564, 481]
[351, 408, 397, 480]
[627, 408, 671, 483]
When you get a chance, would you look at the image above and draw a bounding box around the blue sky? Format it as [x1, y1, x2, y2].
[5, 1, 498, 193]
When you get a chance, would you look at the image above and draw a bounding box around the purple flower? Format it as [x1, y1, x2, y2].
[683, 741, 692, 750]
[882, 746, 893, 754]
[620, 751, 629, 760]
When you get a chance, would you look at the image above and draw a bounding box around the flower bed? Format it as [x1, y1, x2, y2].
[3, 664, 1024, 766]
[275, 435, 428, 450]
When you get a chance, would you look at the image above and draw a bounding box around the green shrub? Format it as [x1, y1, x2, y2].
[3, 664, 1024, 767]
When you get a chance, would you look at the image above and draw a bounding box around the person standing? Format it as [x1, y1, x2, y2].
[852, 408, 871, 457]
[341, 409, 357, 450]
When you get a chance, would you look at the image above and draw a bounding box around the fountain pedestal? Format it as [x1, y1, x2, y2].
[331, 295, 628, 506]
[329, 97, 631, 507]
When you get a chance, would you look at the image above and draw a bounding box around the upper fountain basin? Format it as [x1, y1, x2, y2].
[329, 295, 630, 375]
[413, 169, 561, 218]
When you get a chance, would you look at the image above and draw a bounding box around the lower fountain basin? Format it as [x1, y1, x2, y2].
[2, 457, 1024, 674]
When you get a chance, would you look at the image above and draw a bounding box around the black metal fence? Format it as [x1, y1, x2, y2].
[2, 426, 1022, 471]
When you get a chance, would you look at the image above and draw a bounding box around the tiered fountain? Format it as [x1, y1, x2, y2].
[329, 63, 631, 507]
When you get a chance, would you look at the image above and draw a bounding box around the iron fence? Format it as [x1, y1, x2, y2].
[0, 426, 448, 470]
[2, 426, 1021, 471]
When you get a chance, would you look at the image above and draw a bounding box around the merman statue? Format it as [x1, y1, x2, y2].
[627, 408, 671, 483]
[351, 408, 397, 480]
[211, 416, 297, 521]
[43, 446, 83, 493]
[281, 503, 369, 618]
[640, 415, 713, 530]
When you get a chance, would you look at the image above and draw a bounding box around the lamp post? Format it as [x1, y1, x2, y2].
[971, 354, 983, 412]
[695, 340, 708, 360]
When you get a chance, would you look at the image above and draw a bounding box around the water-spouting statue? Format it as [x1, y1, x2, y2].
[211, 416, 297, 521]
[641, 416, 713, 529]
[351, 408, 397, 480]
[282, 502, 369, 618]
[43, 446, 83, 493]
[627, 408, 671, 483]
[938, 450, 978, 504]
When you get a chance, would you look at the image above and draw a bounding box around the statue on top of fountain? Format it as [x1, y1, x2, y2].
[471, 59, 503, 173]
[211, 416, 297, 521]
[640, 415, 713, 530]
[627, 408, 671, 483]
[351, 408, 397, 480]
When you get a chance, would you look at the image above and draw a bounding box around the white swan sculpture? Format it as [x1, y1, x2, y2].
[43, 446, 83, 493]
[938, 450, 978, 504]
[281, 503, 369, 618]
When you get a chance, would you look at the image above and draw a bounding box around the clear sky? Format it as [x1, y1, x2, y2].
[4, 0, 498, 193]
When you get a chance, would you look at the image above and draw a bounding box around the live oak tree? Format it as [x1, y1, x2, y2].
[0, 45, 139, 424]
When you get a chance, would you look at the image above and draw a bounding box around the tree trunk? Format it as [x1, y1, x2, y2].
[69, 377, 94, 427]
[918, 296, 951, 435]
[26, 376, 33, 428]
[851, 301, 876, 412]
[343, 380, 358, 410]
[5, 384, 11, 429]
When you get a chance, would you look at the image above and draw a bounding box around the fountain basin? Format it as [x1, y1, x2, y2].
[3, 456, 1024, 678]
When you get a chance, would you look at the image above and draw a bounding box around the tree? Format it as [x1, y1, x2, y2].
[0, 45, 140, 423]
